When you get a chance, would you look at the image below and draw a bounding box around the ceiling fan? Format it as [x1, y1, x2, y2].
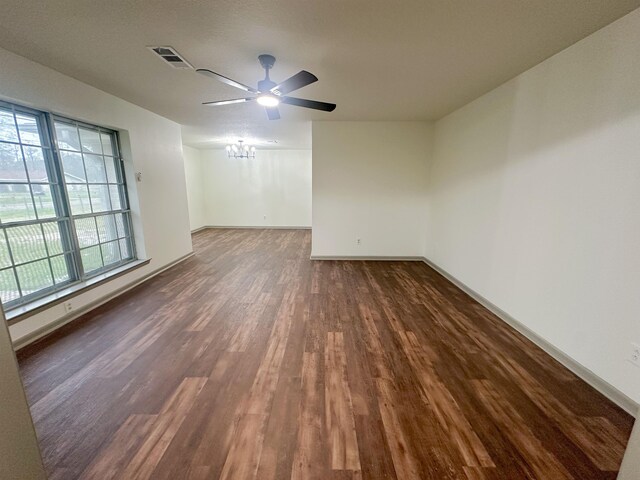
[196, 54, 336, 120]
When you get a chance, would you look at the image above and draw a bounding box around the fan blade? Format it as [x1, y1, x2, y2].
[265, 106, 280, 120]
[270, 70, 318, 96]
[281, 96, 336, 112]
[202, 97, 256, 106]
[196, 68, 259, 93]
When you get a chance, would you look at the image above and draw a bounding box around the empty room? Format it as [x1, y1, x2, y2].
[1, 1, 640, 479]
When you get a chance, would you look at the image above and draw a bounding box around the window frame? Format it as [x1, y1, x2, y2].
[0, 100, 136, 310]
[51, 115, 136, 280]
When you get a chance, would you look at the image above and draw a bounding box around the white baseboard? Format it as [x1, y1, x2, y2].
[310, 255, 424, 261]
[12, 252, 195, 351]
[205, 225, 311, 230]
[421, 256, 638, 417]
[190, 226, 208, 233]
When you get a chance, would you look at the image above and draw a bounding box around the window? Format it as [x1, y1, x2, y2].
[0, 101, 135, 309]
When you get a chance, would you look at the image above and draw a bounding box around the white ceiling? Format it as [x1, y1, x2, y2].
[0, 1, 638, 149]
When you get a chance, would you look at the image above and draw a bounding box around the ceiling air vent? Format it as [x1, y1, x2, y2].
[148, 46, 193, 69]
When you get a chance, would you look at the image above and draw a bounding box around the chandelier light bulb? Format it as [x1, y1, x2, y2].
[226, 140, 257, 159]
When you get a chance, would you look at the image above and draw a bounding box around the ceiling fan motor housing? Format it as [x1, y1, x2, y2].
[258, 54, 276, 70]
[258, 79, 277, 92]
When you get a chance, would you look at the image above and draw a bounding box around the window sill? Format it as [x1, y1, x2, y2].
[5, 258, 151, 325]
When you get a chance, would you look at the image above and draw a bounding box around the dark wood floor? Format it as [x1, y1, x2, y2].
[18, 229, 634, 479]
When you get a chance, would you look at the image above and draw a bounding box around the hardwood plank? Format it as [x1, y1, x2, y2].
[375, 377, 422, 479]
[119, 377, 207, 479]
[325, 331, 361, 472]
[472, 379, 574, 479]
[291, 352, 327, 480]
[80, 414, 157, 480]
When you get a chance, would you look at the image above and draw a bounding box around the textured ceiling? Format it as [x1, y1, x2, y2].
[0, 1, 638, 148]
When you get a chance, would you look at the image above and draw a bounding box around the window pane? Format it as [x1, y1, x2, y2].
[60, 151, 86, 182]
[41, 221, 65, 255]
[115, 213, 128, 238]
[74, 217, 98, 248]
[33, 184, 56, 219]
[6, 224, 48, 264]
[0, 185, 36, 223]
[67, 184, 91, 215]
[109, 185, 122, 210]
[97, 214, 118, 243]
[104, 156, 118, 183]
[89, 184, 110, 212]
[100, 133, 114, 156]
[116, 213, 128, 238]
[79, 128, 102, 154]
[16, 259, 53, 294]
[0, 268, 19, 303]
[55, 122, 80, 151]
[0, 235, 11, 268]
[101, 241, 120, 266]
[23, 146, 50, 182]
[119, 238, 131, 259]
[81, 245, 103, 273]
[84, 154, 107, 183]
[0, 110, 18, 143]
[16, 114, 41, 146]
[0, 142, 27, 181]
[50, 254, 70, 284]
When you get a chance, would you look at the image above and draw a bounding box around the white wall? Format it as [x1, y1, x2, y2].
[426, 9, 640, 403]
[183, 145, 206, 231]
[0, 307, 45, 479]
[312, 121, 431, 258]
[0, 47, 193, 344]
[199, 148, 312, 228]
[619, 411, 640, 479]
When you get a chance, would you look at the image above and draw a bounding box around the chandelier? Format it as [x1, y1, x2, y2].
[226, 140, 256, 159]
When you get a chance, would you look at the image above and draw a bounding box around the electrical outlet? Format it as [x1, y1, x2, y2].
[629, 342, 640, 368]
[263, 215, 267, 220]
[63, 301, 73, 313]
[356, 238, 361, 245]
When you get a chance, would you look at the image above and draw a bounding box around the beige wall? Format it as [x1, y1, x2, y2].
[426, 9, 640, 403]
[618, 415, 640, 479]
[183, 145, 206, 231]
[312, 121, 432, 257]
[0, 308, 45, 479]
[197, 148, 312, 228]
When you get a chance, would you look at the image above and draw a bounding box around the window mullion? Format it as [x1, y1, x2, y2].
[113, 134, 136, 256]
[45, 113, 84, 282]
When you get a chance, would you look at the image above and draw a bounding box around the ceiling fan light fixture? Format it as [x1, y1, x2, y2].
[257, 95, 280, 107]
[197, 55, 335, 119]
